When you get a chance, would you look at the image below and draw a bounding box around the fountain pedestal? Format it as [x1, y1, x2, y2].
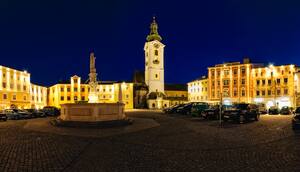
[59, 103, 125, 122]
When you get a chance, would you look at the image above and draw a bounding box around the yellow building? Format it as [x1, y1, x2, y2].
[208, 58, 256, 105]
[0, 65, 47, 110]
[188, 76, 208, 102]
[47, 75, 134, 109]
[252, 64, 297, 109]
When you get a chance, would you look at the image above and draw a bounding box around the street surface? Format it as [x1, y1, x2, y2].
[0, 110, 299, 172]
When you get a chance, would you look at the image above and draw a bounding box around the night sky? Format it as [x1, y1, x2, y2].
[1, 0, 300, 86]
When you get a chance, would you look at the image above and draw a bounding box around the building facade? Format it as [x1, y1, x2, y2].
[188, 76, 208, 102]
[47, 75, 134, 109]
[252, 64, 297, 109]
[0, 65, 47, 110]
[208, 58, 257, 105]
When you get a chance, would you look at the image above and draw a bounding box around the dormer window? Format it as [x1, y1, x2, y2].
[154, 50, 158, 56]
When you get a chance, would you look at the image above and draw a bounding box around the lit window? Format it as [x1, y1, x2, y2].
[3, 94, 7, 100]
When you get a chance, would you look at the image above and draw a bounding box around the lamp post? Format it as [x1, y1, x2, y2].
[219, 93, 223, 126]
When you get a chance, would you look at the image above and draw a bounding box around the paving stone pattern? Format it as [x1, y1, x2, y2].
[0, 112, 299, 172]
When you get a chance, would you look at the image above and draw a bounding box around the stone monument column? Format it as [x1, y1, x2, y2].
[88, 52, 99, 103]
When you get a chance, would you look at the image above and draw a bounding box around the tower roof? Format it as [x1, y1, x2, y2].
[146, 17, 162, 42]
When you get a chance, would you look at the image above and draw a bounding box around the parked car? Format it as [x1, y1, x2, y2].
[176, 103, 194, 115]
[4, 109, 22, 120]
[269, 106, 280, 115]
[17, 109, 33, 119]
[25, 109, 46, 118]
[0, 111, 7, 121]
[42, 106, 60, 116]
[257, 103, 268, 114]
[191, 102, 209, 117]
[292, 107, 300, 130]
[164, 104, 185, 114]
[280, 106, 292, 115]
[223, 103, 260, 123]
[201, 105, 220, 120]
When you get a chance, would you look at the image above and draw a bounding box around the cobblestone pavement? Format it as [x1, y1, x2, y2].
[0, 111, 299, 172]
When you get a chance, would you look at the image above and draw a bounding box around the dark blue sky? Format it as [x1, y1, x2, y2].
[1, 0, 300, 86]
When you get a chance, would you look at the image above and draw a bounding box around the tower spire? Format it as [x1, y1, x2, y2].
[146, 16, 162, 42]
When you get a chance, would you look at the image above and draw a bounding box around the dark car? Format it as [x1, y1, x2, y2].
[17, 109, 32, 119]
[25, 109, 46, 118]
[223, 103, 260, 123]
[163, 104, 185, 114]
[43, 106, 60, 116]
[201, 105, 220, 120]
[191, 102, 209, 117]
[4, 109, 22, 120]
[176, 103, 194, 115]
[292, 107, 300, 130]
[0, 111, 7, 121]
[268, 106, 280, 115]
[280, 106, 292, 115]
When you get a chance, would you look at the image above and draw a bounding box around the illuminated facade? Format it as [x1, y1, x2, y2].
[208, 58, 256, 105]
[47, 75, 134, 109]
[0, 65, 47, 110]
[252, 64, 297, 109]
[188, 76, 208, 102]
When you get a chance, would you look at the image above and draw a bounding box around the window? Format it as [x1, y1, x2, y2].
[74, 79, 77, 83]
[23, 86, 26, 91]
[262, 90, 265, 96]
[74, 96, 78, 101]
[223, 80, 229, 86]
[10, 83, 13, 89]
[212, 81, 215, 87]
[234, 90, 238, 96]
[67, 88, 70, 92]
[61, 96, 64, 101]
[284, 88, 288, 95]
[233, 69, 237, 75]
[256, 80, 260, 86]
[268, 80, 271, 85]
[276, 79, 280, 84]
[81, 87, 85, 92]
[81, 96, 85, 100]
[241, 90, 245, 96]
[256, 91, 260, 96]
[154, 50, 158, 56]
[217, 81, 220, 86]
[262, 80, 265, 85]
[268, 90, 271, 96]
[12, 95, 16, 100]
[277, 89, 281, 95]
[23, 95, 26, 101]
[241, 68, 246, 75]
[224, 70, 229, 76]
[103, 88, 106, 92]
[2, 82, 6, 89]
[241, 79, 245, 85]
[74, 88, 78, 92]
[61, 87, 64, 92]
[284, 78, 288, 84]
[67, 96, 71, 101]
[233, 80, 237, 85]
[155, 74, 158, 79]
[17, 84, 20, 91]
[3, 94, 7, 100]
[126, 94, 129, 98]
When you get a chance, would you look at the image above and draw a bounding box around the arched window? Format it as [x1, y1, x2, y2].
[152, 103, 156, 108]
[154, 50, 158, 56]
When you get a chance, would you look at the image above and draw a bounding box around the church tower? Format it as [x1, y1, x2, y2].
[144, 17, 165, 95]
